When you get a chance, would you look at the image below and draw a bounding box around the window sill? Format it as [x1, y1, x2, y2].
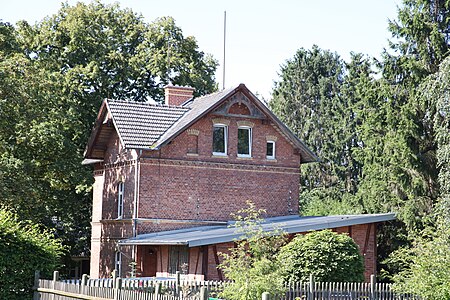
[211, 154, 228, 158]
[187, 153, 199, 157]
[265, 158, 277, 162]
[237, 156, 253, 160]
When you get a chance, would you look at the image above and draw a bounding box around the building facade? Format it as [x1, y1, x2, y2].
[84, 84, 393, 281]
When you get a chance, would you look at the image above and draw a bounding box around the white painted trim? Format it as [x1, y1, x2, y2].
[266, 141, 276, 160]
[212, 124, 228, 156]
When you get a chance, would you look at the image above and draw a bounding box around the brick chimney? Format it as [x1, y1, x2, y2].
[164, 85, 195, 106]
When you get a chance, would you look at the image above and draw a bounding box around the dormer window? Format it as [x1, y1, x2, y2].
[213, 124, 228, 156]
[117, 182, 124, 219]
[237, 126, 252, 157]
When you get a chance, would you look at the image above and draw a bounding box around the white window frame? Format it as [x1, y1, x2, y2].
[212, 124, 228, 156]
[117, 182, 124, 219]
[115, 251, 122, 277]
[266, 141, 276, 159]
[237, 126, 252, 158]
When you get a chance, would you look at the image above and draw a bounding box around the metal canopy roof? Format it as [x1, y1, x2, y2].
[119, 213, 395, 248]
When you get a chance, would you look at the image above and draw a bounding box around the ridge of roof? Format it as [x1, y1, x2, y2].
[107, 99, 190, 110]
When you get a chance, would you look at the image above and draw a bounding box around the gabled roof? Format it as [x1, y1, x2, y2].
[119, 213, 396, 247]
[84, 84, 318, 163]
[150, 86, 237, 150]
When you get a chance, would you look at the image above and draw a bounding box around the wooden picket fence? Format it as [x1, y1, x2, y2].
[34, 271, 222, 300]
[281, 276, 420, 300]
[34, 271, 420, 300]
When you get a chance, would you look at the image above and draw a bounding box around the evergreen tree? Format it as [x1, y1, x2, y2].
[270, 46, 362, 214]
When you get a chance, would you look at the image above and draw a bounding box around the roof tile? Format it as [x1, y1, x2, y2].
[107, 100, 189, 149]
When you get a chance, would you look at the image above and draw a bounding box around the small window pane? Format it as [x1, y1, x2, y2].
[118, 182, 124, 218]
[266, 142, 274, 157]
[213, 126, 226, 154]
[238, 128, 251, 156]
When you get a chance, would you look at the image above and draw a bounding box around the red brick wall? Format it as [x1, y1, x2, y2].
[150, 113, 301, 167]
[90, 130, 138, 278]
[344, 223, 377, 281]
[91, 221, 134, 278]
[205, 242, 234, 280]
[136, 110, 301, 234]
[137, 160, 299, 227]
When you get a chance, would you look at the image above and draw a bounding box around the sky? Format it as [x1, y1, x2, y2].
[2, 0, 401, 99]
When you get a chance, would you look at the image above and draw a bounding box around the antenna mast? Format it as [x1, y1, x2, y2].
[222, 10, 226, 90]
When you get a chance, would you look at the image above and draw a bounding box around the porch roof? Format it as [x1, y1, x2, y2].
[119, 213, 395, 247]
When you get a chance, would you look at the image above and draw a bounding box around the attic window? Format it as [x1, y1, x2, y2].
[237, 127, 252, 157]
[213, 124, 228, 156]
[266, 141, 275, 159]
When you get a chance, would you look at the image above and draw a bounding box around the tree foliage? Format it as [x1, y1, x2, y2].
[270, 0, 450, 282]
[390, 55, 450, 300]
[0, 208, 65, 300]
[0, 1, 218, 268]
[391, 222, 450, 299]
[219, 201, 287, 300]
[277, 230, 364, 282]
[270, 47, 368, 215]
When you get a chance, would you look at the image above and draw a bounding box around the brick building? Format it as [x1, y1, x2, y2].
[83, 84, 394, 281]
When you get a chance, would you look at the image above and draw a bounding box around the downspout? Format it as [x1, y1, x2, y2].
[132, 150, 142, 263]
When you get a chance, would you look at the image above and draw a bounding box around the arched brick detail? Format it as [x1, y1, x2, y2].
[228, 102, 251, 115]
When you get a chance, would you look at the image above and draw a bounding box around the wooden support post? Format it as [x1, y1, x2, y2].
[200, 286, 209, 300]
[370, 274, 376, 300]
[114, 277, 122, 300]
[308, 274, 314, 300]
[262, 292, 270, 300]
[33, 270, 40, 300]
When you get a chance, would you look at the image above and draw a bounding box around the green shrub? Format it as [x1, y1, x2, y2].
[0, 208, 65, 300]
[277, 229, 364, 282]
[392, 214, 450, 299]
[219, 201, 287, 300]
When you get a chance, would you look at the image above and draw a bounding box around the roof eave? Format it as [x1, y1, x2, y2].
[83, 99, 108, 159]
[119, 213, 396, 248]
[239, 86, 319, 163]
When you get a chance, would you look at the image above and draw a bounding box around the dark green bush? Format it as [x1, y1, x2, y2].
[0, 208, 65, 300]
[277, 229, 364, 282]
